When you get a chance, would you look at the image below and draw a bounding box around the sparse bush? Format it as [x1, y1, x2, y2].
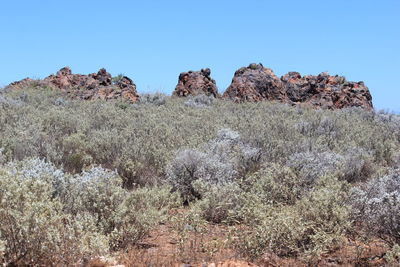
[0, 85, 399, 265]
[351, 169, 400, 245]
[0, 95, 23, 107]
[166, 149, 235, 201]
[110, 185, 180, 249]
[112, 74, 125, 84]
[0, 164, 109, 265]
[237, 176, 351, 260]
[287, 149, 374, 184]
[385, 244, 400, 265]
[139, 93, 167, 106]
[286, 151, 345, 186]
[0, 157, 180, 263]
[166, 129, 260, 201]
[57, 167, 127, 234]
[192, 180, 244, 223]
[54, 97, 68, 106]
[184, 94, 214, 108]
[245, 163, 304, 205]
[0, 87, 398, 185]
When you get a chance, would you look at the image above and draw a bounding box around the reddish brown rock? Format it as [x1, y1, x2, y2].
[7, 67, 139, 102]
[281, 71, 373, 110]
[223, 63, 286, 102]
[6, 78, 36, 90]
[173, 68, 218, 97]
[223, 63, 373, 110]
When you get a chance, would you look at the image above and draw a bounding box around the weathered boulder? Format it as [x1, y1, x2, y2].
[173, 68, 218, 97]
[281, 71, 373, 110]
[223, 63, 286, 102]
[7, 67, 139, 102]
[223, 63, 373, 110]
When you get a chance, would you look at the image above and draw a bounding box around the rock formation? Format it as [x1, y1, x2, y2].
[223, 63, 373, 110]
[6, 64, 374, 110]
[173, 68, 218, 97]
[223, 63, 286, 102]
[7, 67, 139, 102]
[281, 71, 373, 110]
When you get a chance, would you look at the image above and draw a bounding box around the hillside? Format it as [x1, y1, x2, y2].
[0, 85, 399, 266]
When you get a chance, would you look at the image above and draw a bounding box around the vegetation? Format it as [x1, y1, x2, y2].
[0, 86, 399, 265]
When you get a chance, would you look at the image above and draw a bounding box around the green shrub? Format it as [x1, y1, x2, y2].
[192, 180, 244, 224]
[110, 185, 181, 249]
[236, 176, 351, 260]
[245, 163, 304, 205]
[0, 166, 108, 266]
[57, 167, 127, 234]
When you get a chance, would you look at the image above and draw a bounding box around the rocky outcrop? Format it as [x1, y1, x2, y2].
[173, 68, 218, 97]
[6, 64, 374, 110]
[7, 78, 36, 90]
[223, 63, 373, 110]
[281, 71, 373, 110]
[223, 63, 286, 102]
[7, 67, 139, 102]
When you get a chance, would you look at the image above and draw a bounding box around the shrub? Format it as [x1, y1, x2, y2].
[286, 149, 374, 184]
[286, 151, 345, 186]
[245, 163, 304, 205]
[139, 93, 167, 106]
[0, 157, 181, 262]
[192, 180, 244, 224]
[184, 94, 214, 108]
[0, 87, 398, 186]
[166, 149, 235, 201]
[110, 185, 180, 249]
[54, 97, 68, 106]
[166, 129, 260, 201]
[350, 169, 400, 245]
[57, 167, 127, 234]
[340, 147, 375, 183]
[0, 166, 109, 265]
[111, 74, 125, 84]
[236, 176, 351, 260]
[0, 95, 23, 107]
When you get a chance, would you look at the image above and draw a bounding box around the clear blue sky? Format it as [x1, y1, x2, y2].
[0, 0, 399, 111]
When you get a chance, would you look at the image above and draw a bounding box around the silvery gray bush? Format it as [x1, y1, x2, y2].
[139, 93, 167, 106]
[184, 94, 214, 108]
[351, 169, 400, 244]
[0, 162, 109, 265]
[167, 128, 260, 201]
[286, 151, 345, 185]
[0, 95, 23, 107]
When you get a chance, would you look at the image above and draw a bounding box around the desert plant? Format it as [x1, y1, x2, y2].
[166, 129, 260, 201]
[286, 151, 345, 186]
[236, 176, 351, 260]
[112, 74, 125, 84]
[139, 93, 167, 106]
[0, 165, 109, 266]
[184, 94, 214, 108]
[110, 185, 180, 249]
[245, 163, 304, 205]
[57, 167, 127, 234]
[351, 169, 400, 245]
[192, 180, 244, 224]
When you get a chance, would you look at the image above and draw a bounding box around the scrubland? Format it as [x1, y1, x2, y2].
[0, 87, 399, 266]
